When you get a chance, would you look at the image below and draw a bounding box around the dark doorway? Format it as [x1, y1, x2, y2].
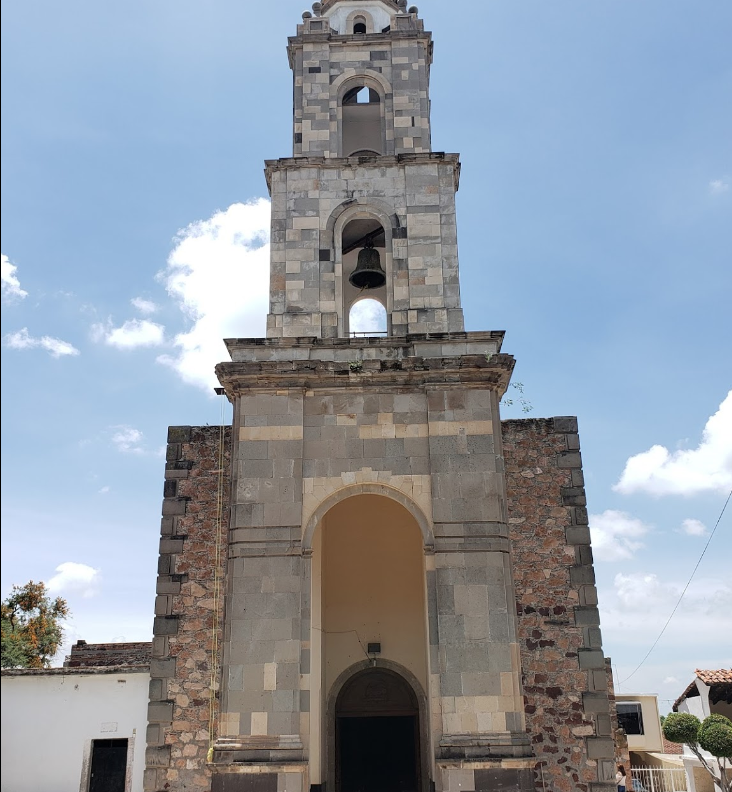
[89, 738, 128, 792]
[339, 715, 418, 792]
[334, 668, 421, 792]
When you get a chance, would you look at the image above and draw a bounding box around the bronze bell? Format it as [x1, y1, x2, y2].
[349, 241, 386, 290]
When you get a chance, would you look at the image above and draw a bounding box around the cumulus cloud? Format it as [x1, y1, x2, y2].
[680, 518, 709, 537]
[610, 572, 731, 617]
[589, 510, 652, 561]
[614, 392, 732, 496]
[93, 318, 166, 349]
[98, 486, 111, 495]
[1, 254, 28, 301]
[47, 562, 101, 599]
[110, 426, 146, 454]
[4, 327, 80, 358]
[157, 200, 271, 391]
[131, 297, 158, 315]
[709, 178, 730, 195]
[349, 298, 387, 334]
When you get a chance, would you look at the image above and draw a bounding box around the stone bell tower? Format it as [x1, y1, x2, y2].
[145, 2, 619, 791]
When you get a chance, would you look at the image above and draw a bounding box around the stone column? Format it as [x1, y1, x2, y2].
[213, 391, 308, 790]
[427, 386, 534, 790]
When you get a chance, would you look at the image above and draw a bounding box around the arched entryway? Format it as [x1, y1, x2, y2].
[335, 667, 421, 792]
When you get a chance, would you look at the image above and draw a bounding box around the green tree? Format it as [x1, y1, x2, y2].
[663, 711, 732, 792]
[1, 581, 70, 669]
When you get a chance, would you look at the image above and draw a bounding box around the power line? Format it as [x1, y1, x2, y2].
[620, 488, 731, 685]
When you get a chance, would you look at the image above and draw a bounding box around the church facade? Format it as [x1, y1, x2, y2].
[144, 2, 621, 791]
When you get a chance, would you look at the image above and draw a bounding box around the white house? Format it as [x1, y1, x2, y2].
[1, 641, 151, 792]
[673, 669, 732, 792]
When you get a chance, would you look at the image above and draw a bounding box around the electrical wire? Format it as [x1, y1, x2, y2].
[620, 488, 731, 685]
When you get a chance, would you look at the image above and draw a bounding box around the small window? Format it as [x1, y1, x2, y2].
[617, 702, 645, 736]
[353, 16, 367, 34]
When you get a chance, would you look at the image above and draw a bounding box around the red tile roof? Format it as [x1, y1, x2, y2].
[673, 669, 732, 711]
[695, 669, 732, 685]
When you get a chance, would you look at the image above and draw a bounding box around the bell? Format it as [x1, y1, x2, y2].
[349, 241, 386, 290]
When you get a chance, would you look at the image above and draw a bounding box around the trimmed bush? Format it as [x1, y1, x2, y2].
[698, 717, 732, 759]
[663, 712, 702, 745]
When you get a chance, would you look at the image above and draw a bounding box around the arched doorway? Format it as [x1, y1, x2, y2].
[335, 667, 421, 792]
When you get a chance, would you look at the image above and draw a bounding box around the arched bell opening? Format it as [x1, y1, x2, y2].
[341, 81, 384, 156]
[348, 297, 387, 337]
[341, 216, 389, 336]
[309, 494, 431, 790]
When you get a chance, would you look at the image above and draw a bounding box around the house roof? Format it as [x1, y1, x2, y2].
[695, 669, 732, 685]
[662, 736, 684, 755]
[673, 669, 732, 711]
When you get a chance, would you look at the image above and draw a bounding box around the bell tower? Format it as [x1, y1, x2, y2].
[266, 0, 464, 340]
[144, 3, 619, 792]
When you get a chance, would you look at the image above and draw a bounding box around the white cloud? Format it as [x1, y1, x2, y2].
[614, 391, 732, 496]
[157, 200, 271, 391]
[680, 518, 709, 537]
[601, 573, 732, 649]
[1, 254, 28, 301]
[131, 297, 159, 315]
[709, 178, 730, 195]
[98, 486, 111, 495]
[589, 510, 651, 561]
[3, 327, 80, 358]
[608, 573, 731, 619]
[93, 318, 166, 349]
[349, 298, 387, 334]
[663, 676, 680, 686]
[110, 426, 146, 454]
[47, 562, 101, 599]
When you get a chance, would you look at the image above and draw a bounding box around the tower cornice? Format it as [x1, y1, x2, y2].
[216, 333, 512, 399]
[287, 30, 433, 70]
[264, 152, 461, 196]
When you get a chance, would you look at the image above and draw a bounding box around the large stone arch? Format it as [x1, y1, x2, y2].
[302, 482, 434, 552]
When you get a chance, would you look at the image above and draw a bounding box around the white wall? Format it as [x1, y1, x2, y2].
[1, 669, 149, 792]
[618, 694, 664, 752]
[325, 2, 394, 34]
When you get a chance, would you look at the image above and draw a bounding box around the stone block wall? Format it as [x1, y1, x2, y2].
[264, 155, 465, 339]
[502, 417, 617, 792]
[292, 15, 432, 157]
[145, 425, 232, 792]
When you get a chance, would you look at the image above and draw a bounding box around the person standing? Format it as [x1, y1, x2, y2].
[616, 764, 627, 792]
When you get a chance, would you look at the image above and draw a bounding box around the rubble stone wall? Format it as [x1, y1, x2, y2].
[145, 425, 232, 792]
[65, 640, 152, 668]
[503, 417, 617, 792]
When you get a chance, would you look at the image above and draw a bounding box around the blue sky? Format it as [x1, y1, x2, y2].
[1, 0, 730, 711]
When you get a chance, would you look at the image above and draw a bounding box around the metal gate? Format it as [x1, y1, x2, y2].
[631, 766, 688, 792]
